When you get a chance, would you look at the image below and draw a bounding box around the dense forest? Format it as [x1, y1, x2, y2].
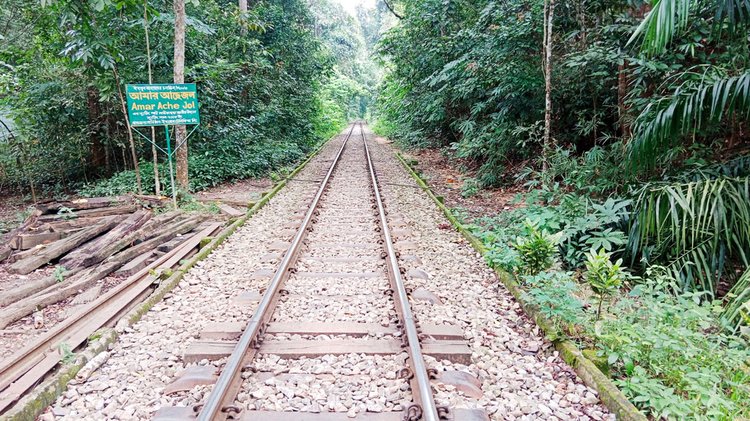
[0, 0, 381, 198]
[373, 0, 750, 418]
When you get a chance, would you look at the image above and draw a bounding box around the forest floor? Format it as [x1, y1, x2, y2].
[387, 141, 523, 222]
[195, 177, 273, 206]
[0, 193, 29, 236]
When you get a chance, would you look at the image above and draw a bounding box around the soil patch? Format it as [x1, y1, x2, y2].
[384, 140, 523, 222]
[195, 178, 274, 207]
[0, 193, 30, 236]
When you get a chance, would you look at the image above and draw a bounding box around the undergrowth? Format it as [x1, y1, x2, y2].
[458, 188, 750, 420]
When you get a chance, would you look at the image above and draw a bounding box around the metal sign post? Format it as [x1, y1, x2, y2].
[125, 83, 200, 208]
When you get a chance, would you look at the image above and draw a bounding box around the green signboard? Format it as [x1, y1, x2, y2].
[126, 83, 200, 127]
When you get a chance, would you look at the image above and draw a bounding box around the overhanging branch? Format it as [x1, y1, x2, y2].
[383, 0, 403, 19]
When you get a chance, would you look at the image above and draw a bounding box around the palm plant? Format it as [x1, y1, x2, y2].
[625, 0, 750, 329]
[724, 268, 750, 329]
[627, 176, 750, 328]
[626, 0, 750, 170]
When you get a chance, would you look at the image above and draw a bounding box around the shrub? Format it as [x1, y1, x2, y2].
[522, 271, 585, 338]
[513, 219, 560, 275]
[585, 248, 627, 319]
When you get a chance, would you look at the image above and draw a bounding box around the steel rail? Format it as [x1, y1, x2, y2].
[196, 123, 356, 421]
[361, 123, 440, 421]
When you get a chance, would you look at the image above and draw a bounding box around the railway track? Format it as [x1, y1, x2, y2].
[152, 123, 484, 420]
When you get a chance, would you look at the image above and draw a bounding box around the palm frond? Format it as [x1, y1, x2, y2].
[628, 176, 750, 293]
[627, 0, 692, 55]
[628, 72, 750, 171]
[629, 0, 750, 55]
[723, 267, 750, 329]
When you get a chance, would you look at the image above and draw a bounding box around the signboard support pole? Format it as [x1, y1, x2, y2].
[165, 125, 178, 209]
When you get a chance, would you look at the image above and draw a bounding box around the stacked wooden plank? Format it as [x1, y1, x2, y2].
[0, 195, 218, 329]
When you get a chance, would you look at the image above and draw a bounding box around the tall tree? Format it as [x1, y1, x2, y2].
[173, 0, 188, 191]
[144, 0, 160, 195]
[542, 0, 555, 175]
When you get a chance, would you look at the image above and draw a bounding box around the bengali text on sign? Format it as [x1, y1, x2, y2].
[126, 83, 200, 127]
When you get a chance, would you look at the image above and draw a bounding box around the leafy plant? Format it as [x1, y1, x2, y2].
[585, 249, 626, 319]
[522, 271, 585, 338]
[461, 177, 480, 198]
[627, 177, 750, 294]
[58, 342, 75, 364]
[513, 219, 560, 275]
[53, 266, 67, 283]
[595, 278, 750, 419]
[56, 206, 75, 220]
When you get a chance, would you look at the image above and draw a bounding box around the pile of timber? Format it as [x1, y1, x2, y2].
[0, 195, 216, 330]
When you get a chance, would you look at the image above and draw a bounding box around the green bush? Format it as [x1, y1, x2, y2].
[522, 271, 585, 338]
[513, 219, 560, 275]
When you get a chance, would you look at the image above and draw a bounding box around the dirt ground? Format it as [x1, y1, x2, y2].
[0, 193, 30, 236]
[195, 178, 274, 207]
[384, 141, 523, 222]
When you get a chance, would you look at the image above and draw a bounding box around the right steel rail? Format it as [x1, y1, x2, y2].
[361, 123, 441, 421]
[196, 123, 355, 421]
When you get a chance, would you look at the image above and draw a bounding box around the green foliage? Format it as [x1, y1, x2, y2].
[460, 177, 479, 198]
[585, 249, 627, 319]
[0, 0, 344, 195]
[53, 265, 67, 283]
[521, 271, 585, 338]
[630, 72, 750, 171]
[723, 267, 750, 329]
[513, 219, 559, 275]
[595, 278, 750, 420]
[627, 176, 750, 295]
[58, 342, 75, 364]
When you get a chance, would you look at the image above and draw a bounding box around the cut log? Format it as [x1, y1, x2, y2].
[59, 210, 152, 270]
[15, 230, 63, 250]
[114, 251, 154, 277]
[132, 194, 171, 208]
[0, 215, 201, 308]
[7, 216, 124, 275]
[0, 216, 204, 324]
[36, 217, 109, 232]
[37, 205, 138, 222]
[35, 196, 133, 215]
[1, 208, 43, 253]
[0, 267, 85, 308]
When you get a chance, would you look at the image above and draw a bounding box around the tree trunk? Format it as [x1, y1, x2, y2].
[144, 0, 161, 195]
[113, 66, 143, 195]
[86, 86, 106, 173]
[173, 0, 189, 192]
[618, 61, 632, 139]
[239, 0, 248, 34]
[542, 0, 555, 176]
